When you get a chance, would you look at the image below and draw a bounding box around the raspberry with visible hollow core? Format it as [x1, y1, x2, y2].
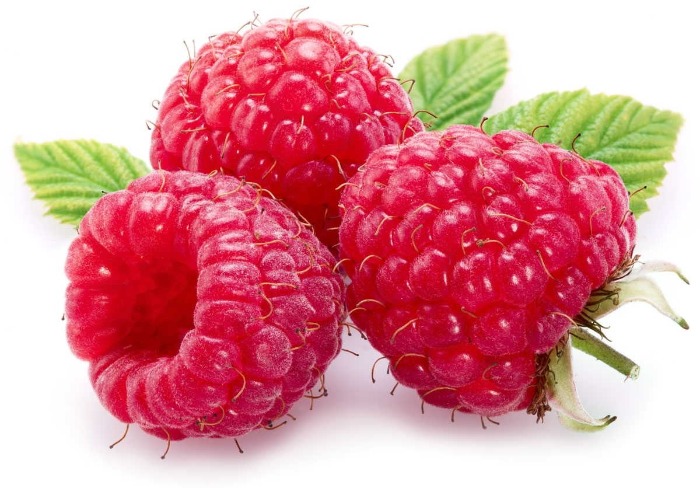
[338, 125, 637, 420]
[65, 170, 345, 443]
[150, 15, 423, 248]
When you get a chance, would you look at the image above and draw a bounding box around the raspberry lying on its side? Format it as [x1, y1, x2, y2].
[150, 16, 423, 248]
[338, 125, 637, 420]
[65, 171, 345, 442]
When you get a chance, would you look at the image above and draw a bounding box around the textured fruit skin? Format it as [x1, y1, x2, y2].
[150, 18, 424, 248]
[338, 126, 636, 418]
[65, 171, 345, 440]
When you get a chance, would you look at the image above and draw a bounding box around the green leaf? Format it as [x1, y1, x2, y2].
[484, 89, 683, 216]
[14, 140, 150, 226]
[399, 34, 508, 130]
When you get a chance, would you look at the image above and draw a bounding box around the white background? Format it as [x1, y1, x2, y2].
[1, 1, 697, 486]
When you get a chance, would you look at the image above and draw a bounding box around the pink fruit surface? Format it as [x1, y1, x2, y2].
[150, 17, 424, 248]
[65, 171, 345, 440]
[338, 125, 636, 418]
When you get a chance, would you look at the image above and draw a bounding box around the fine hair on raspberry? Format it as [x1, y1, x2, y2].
[65, 171, 345, 442]
[150, 15, 424, 247]
[338, 125, 636, 419]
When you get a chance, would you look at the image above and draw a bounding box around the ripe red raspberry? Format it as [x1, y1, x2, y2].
[149, 17, 424, 248]
[338, 125, 636, 419]
[65, 171, 345, 443]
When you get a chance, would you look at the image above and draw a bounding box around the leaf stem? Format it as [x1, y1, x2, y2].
[570, 327, 640, 380]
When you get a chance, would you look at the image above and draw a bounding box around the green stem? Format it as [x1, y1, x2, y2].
[570, 327, 640, 380]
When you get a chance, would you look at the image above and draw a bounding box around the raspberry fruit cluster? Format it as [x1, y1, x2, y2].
[65, 171, 344, 440]
[57, 13, 684, 451]
[337, 125, 636, 417]
[150, 17, 423, 247]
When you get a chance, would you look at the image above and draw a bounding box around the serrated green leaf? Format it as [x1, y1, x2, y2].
[484, 89, 683, 216]
[14, 140, 149, 226]
[399, 34, 508, 130]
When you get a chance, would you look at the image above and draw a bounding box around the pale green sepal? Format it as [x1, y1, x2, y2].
[619, 260, 689, 285]
[548, 338, 617, 432]
[588, 277, 688, 329]
[557, 413, 617, 432]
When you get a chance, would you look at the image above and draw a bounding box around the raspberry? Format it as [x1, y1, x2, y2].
[150, 17, 423, 248]
[65, 171, 345, 442]
[338, 125, 636, 419]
